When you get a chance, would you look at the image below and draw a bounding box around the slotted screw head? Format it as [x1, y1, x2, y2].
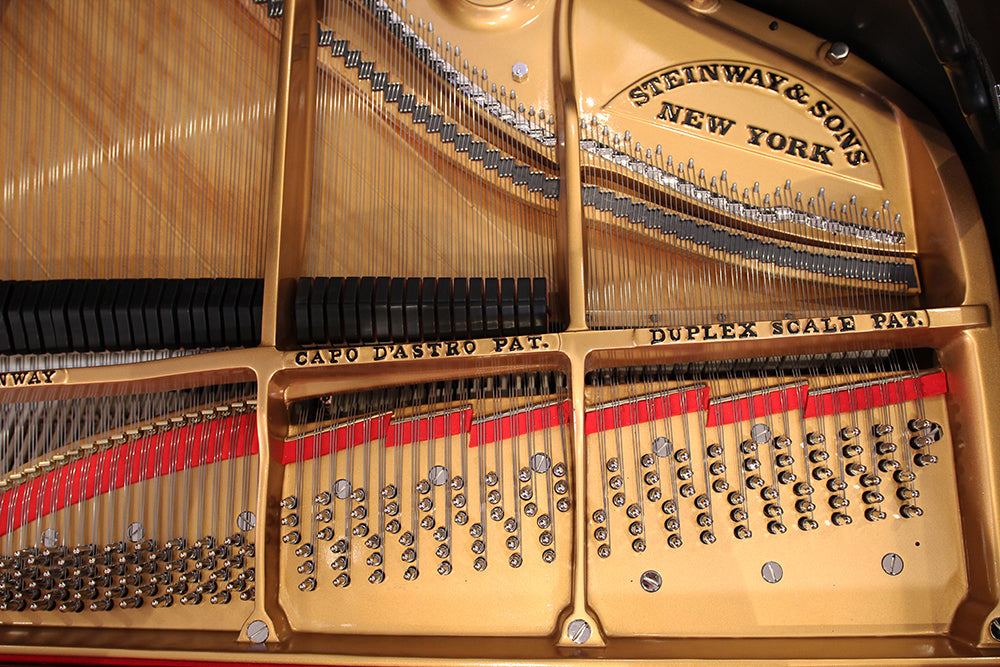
[567, 618, 591, 644]
[761, 561, 783, 583]
[639, 570, 661, 592]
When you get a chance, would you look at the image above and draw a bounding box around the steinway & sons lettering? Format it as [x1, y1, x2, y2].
[626, 60, 871, 169]
[0, 370, 58, 387]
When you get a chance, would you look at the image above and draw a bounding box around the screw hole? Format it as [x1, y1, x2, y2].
[769, 21, 779, 30]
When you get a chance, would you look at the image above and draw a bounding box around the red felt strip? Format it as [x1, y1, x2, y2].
[0, 413, 258, 538]
[584, 387, 710, 435]
[386, 408, 473, 449]
[279, 401, 572, 461]
[706, 383, 809, 427]
[802, 371, 947, 418]
[470, 400, 572, 447]
[279, 413, 392, 465]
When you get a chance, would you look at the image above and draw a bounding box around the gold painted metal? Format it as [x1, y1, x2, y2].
[1, 0, 1000, 663]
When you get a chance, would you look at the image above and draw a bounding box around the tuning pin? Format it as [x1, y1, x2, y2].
[180, 592, 202, 605]
[104, 585, 127, 599]
[334, 573, 352, 587]
[210, 590, 232, 604]
[194, 537, 215, 550]
[210, 569, 231, 582]
[860, 474, 882, 487]
[30, 599, 56, 612]
[180, 570, 202, 584]
[914, 454, 938, 466]
[281, 514, 299, 527]
[58, 599, 83, 613]
[909, 418, 932, 432]
[862, 491, 884, 504]
[806, 432, 826, 446]
[223, 533, 244, 548]
[777, 471, 796, 485]
[298, 578, 316, 592]
[239, 587, 255, 601]
[137, 583, 158, 597]
[767, 521, 786, 535]
[798, 518, 819, 531]
[793, 483, 813, 496]
[842, 444, 863, 458]
[297, 561, 314, 575]
[118, 596, 143, 609]
[832, 512, 852, 526]
[314, 491, 332, 506]
[845, 462, 867, 476]
[897, 487, 920, 500]
[878, 459, 900, 473]
[864, 508, 887, 522]
[295, 544, 313, 558]
[281, 496, 298, 510]
[795, 500, 816, 513]
[74, 586, 99, 601]
[900, 505, 923, 518]
[89, 599, 114, 612]
[163, 538, 186, 551]
[150, 594, 174, 608]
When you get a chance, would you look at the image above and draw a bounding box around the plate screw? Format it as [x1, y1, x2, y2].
[882, 552, 903, 576]
[246, 619, 269, 644]
[512, 62, 529, 83]
[989, 617, 1000, 641]
[640, 570, 662, 592]
[530, 452, 551, 473]
[236, 511, 256, 532]
[126, 522, 144, 543]
[41, 529, 59, 548]
[761, 561, 783, 584]
[567, 618, 591, 644]
[428, 465, 449, 486]
[826, 41, 850, 65]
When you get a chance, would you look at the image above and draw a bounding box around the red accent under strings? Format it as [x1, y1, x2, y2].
[584, 386, 711, 435]
[280, 400, 573, 463]
[802, 371, 947, 418]
[0, 413, 258, 538]
[706, 384, 809, 427]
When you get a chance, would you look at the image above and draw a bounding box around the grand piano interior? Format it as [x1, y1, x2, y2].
[2, 0, 1000, 663]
